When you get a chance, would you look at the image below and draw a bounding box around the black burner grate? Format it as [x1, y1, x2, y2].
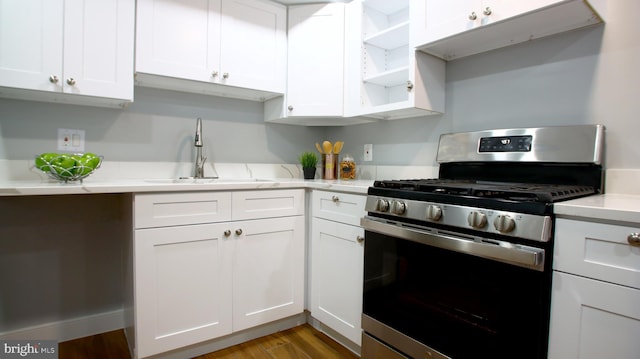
[373, 179, 596, 204]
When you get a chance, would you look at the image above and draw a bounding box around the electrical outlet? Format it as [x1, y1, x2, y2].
[58, 128, 85, 152]
[364, 144, 373, 161]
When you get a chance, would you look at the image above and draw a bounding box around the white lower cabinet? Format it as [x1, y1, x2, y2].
[549, 272, 640, 359]
[132, 189, 305, 358]
[548, 218, 640, 359]
[134, 223, 233, 358]
[309, 190, 366, 346]
[233, 216, 305, 332]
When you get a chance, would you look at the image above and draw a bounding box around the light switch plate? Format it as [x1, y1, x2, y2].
[364, 144, 373, 161]
[58, 128, 85, 152]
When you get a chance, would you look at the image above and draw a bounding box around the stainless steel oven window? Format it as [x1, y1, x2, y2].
[362, 229, 552, 359]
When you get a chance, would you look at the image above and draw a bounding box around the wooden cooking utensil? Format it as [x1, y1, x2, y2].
[315, 142, 323, 154]
[333, 141, 343, 154]
[322, 141, 333, 154]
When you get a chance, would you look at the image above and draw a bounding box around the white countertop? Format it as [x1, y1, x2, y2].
[0, 178, 374, 196]
[555, 193, 640, 224]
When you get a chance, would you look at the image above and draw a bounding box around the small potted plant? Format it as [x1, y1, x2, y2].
[299, 151, 318, 180]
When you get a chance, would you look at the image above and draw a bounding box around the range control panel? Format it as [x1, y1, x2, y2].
[479, 135, 532, 152]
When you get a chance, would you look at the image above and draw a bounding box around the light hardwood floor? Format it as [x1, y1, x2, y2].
[59, 324, 359, 359]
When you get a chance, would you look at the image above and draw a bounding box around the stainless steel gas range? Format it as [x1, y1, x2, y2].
[360, 125, 605, 359]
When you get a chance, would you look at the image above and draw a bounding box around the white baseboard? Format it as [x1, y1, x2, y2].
[0, 309, 124, 342]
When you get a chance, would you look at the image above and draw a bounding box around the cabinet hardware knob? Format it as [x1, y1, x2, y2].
[235, 228, 243, 236]
[288, 105, 294, 111]
[483, 7, 492, 16]
[212, 71, 219, 77]
[223, 72, 229, 79]
[66, 78, 76, 86]
[356, 235, 365, 243]
[224, 229, 231, 237]
[468, 12, 477, 20]
[49, 75, 59, 84]
[331, 195, 339, 202]
[406, 80, 414, 91]
[628, 233, 640, 247]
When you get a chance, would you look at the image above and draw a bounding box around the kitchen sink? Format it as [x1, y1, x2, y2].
[144, 178, 275, 184]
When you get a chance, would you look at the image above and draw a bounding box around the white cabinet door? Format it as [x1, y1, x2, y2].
[415, 0, 564, 45]
[413, 0, 481, 46]
[220, 0, 286, 93]
[63, 0, 134, 99]
[548, 272, 640, 359]
[0, 0, 134, 101]
[135, 223, 233, 358]
[285, 3, 345, 117]
[135, 0, 221, 83]
[0, 0, 63, 92]
[310, 217, 364, 345]
[136, 0, 285, 94]
[232, 216, 305, 331]
[414, 0, 600, 60]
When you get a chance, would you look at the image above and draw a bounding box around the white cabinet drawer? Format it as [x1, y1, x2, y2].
[232, 189, 304, 220]
[312, 190, 366, 226]
[134, 192, 232, 229]
[554, 218, 640, 289]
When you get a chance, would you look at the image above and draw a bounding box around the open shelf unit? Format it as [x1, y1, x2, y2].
[361, 0, 410, 110]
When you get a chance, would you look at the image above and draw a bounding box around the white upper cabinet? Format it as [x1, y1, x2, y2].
[352, 0, 445, 120]
[413, 0, 603, 60]
[264, 3, 374, 125]
[282, 4, 345, 117]
[220, 0, 286, 93]
[135, 0, 286, 101]
[0, 0, 134, 108]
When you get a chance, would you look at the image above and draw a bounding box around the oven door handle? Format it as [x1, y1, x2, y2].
[361, 216, 545, 271]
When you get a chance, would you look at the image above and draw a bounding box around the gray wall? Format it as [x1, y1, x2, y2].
[0, 87, 324, 163]
[328, 0, 639, 170]
[0, 0, 637, 170]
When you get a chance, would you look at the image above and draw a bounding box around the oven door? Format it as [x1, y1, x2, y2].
[361, 216, 552, 359]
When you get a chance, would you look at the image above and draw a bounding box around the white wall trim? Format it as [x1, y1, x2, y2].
[0, 309, 124, 342]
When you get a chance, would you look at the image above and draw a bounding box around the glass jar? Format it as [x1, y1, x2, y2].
[340, 154, 356, 180]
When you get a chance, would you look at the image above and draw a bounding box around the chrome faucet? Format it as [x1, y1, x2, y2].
[194, 117, 206, 178]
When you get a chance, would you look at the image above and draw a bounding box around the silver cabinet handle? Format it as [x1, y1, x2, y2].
[66, 78, 76, 86]
[468, 12, 477, 20]
[49, 75, 59, 84]
[235, 228, 243, 236]
[223, 72, 229, 79]
[212, 71, 219, 78]
[288, 105, 294, 111]
[483, 7, 492, 16]
[224, 229, 231, 237]
[356, 235, 365, 243]
[331, 195, 339, 202]
[628, 233, 640, 247]
[406, 80, 414, 91]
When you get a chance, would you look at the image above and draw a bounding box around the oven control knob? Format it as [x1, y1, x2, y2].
[391, 200, 407, 215]
[467, 211, 487, 229]
[494, 214, 516, 233]
[426, 205, 442, 221]
[375, 198, 390, 212]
